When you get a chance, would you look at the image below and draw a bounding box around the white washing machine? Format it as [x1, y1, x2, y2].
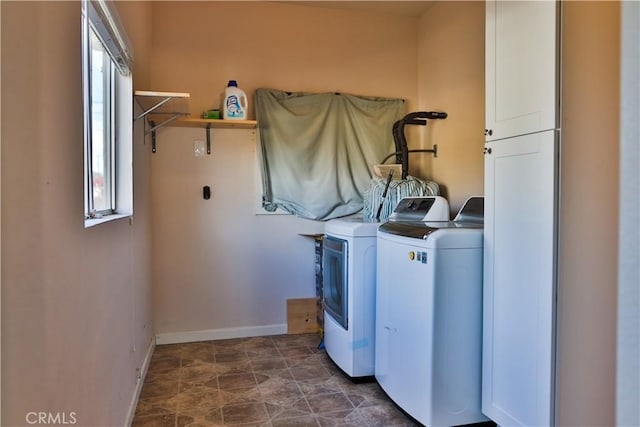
[375, 197, 488, 427]
[323, 197, 449, 378]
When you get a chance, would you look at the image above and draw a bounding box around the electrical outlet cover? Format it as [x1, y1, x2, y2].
[194, 140, 206, 157]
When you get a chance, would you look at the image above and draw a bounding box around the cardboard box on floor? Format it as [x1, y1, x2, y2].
[287, 298, 319, 334]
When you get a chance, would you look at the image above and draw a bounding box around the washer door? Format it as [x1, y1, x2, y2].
[323, 236, 348, 330]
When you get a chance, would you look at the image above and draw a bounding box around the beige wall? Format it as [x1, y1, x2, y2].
[0, 1, 624, 425]
[416, 1, 485, 214]
[557, 2, 620, 426]
[149, 2, 425, 338]
[149, 1, 422, 115]
[1, 1, 154, 426]
[416, 2, 622, 425]
[116, 1, 153, 90]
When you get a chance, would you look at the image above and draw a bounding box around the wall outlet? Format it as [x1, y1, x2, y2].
[194, 139, 206, 157]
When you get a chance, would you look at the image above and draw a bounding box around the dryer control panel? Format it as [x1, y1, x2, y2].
[389, 196, 450, 222]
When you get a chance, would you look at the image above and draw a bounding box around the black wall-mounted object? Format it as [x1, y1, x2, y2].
[203, 186, 211, 200]
[392, 111, 447, 179]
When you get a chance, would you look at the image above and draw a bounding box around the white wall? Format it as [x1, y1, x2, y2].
[1, 2, 154, 425]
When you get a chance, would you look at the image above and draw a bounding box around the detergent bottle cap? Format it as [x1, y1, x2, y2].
[227, 80, 238, 87]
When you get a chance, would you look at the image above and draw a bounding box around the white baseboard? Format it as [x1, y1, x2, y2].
[125, 337, 155, 426]
[155, 324, 288, 345]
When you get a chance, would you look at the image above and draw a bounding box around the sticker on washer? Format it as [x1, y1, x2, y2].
[408, 251, 427, 263]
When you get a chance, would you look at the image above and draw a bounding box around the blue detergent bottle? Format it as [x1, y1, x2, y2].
[222, 80, 248, 120]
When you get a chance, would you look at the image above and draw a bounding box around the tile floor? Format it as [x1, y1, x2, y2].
[132, 333, 419, 427]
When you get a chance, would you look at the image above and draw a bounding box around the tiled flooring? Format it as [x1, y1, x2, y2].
[132, 333, 418, 427]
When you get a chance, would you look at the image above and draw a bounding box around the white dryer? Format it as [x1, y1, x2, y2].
[323, 196, 449, 378]
[375, 197, 488, 427]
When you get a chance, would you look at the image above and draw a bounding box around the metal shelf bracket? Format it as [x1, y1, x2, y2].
[134, 91, 190, 153]
[150, 120, 157, 154]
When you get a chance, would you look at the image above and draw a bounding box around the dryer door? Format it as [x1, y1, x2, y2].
[323, 236, 348, 330]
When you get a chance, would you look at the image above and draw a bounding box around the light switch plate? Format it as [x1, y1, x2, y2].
[194, 139, 206, 157]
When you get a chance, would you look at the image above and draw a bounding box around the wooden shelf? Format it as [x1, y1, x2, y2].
[135, 90, 256, 153]
[167, 117, 257, 129]
[135, 90, 190, 117]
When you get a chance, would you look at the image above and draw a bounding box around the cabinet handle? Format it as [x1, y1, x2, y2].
[484, 147, 492, 155]
[484, 128, 493, 136]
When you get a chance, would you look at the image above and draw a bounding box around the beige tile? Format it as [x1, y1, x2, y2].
[153, 344, 184, 359]
[218, 372, 259, 390]
[265, 397, 313, 420]
[134, 334, 413, 426]
[271, 335, 315, 349]
[242, 336, 276, 350]
[180, 378, 219, 395]
[140, 378, 180, 400]
[182, 349, 215, 365]
[341, 383, 388, 409]
[289, 365, 332, 382]
[135, 394, 179, 418]
[219, 386, 263, 407]
[145, 366, 181, 383]
[258, 378, 304, 406]
[174, 408, 224, 427]
[213, 338, 248, 350]
[315, 408, 372, 427]
[181, 341, 215, 353]
[270, 414, 319, 427]
[296, 376, 344, 397]
[215, 350, 249, 363]
[132, 413, 176, 427]
[284, 352, 330, 370]
[214, 360, 253, 376]
[278, 346, 314, 358]
[246, 347, 282, 360]
[358, 403, 419, 427]
[221, 402, 269, 425]
[305, 392, 355, 414]
[181, 363, 218, 383]
[177, 389, 222, 415]
[251, 358, 288, 372]
[148, 356, 181, 373]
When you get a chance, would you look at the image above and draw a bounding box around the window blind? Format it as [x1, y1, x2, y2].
[83, 0, 133, 76]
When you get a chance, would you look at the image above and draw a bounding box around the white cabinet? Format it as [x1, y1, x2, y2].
[482, 131, 557, 426]
[483, 1, 560, 425]
[485, 1, 558, 141]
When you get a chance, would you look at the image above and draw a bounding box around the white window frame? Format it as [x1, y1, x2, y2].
[82, 0, 133, 227]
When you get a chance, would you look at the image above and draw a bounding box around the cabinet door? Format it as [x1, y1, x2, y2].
[482, 131, 557, 426]
[485, 1, 558, 141]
